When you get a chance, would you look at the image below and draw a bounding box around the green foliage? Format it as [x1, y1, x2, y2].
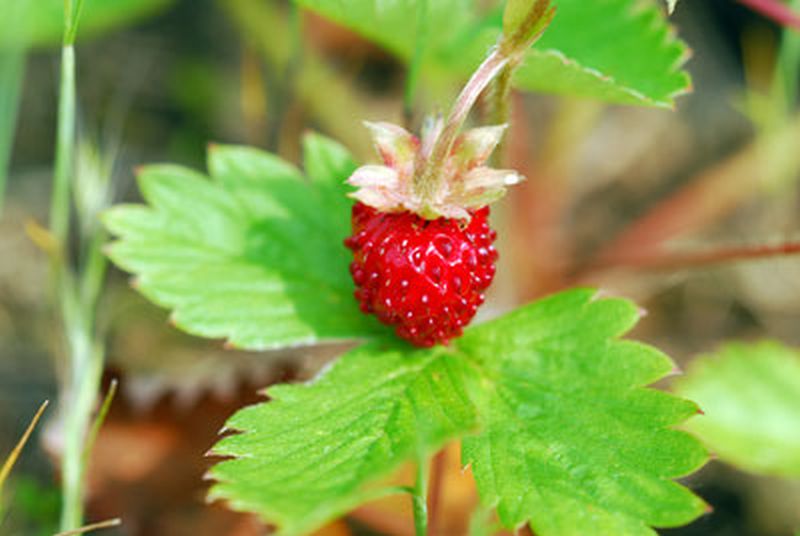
[209, 342, 477, 535]
[104, 134, 384, 350]
[675, 341, 800, 478]
[0, 0, 175, 49]
[1, 477, 61, 536]
[295, 0, 690, 107]
[106, 136, 707, 534]
[459, 289, 708, 535]
[206, 289, 707, 535]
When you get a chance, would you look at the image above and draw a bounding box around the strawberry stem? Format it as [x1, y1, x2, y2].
[414, 49, 509, 216]
[413, 0, 555, 217]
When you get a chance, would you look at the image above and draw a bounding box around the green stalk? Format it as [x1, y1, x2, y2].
[488, 63, 513, 167]
[50, 44, 76, 248]
[50, 0, 109, 530]
[413, 0, 554, 216]
[412, 457, 430, 536]
[59, 316, 104, 530]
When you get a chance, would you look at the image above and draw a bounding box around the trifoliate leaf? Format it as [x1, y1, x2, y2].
[104, 134, 384, 350]
[295, 0, 691, 107]
[206, 289, 708, 534]
[674, 341, 800, 478]
[208, 342, 477, 535]
[459, 289, 708, 535]
[449, 0, 690, 107]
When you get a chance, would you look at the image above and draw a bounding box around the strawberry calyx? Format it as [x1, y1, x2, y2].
[347, 118, 522, 220]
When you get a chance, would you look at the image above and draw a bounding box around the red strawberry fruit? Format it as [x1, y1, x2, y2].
[345, 202, 498, 347]
[344, 120, 522, 347]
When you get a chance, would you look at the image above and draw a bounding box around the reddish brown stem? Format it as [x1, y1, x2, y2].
[737, 0, 800, 30]
[583, 240, 800, 275]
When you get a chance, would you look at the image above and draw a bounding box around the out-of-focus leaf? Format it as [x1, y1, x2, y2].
[675, 341, 800, 478]
[0, 0, 176, 49]
[296, 0, 691, 107]
[448, 0, 690, 107]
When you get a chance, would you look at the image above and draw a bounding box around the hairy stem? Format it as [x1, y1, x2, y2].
[414, 48, 509, 211]
[412, 456, 430, 536]
[489, 64, 514, 167]
[413, 0, 553, 215]
[426, 448, 448, 535]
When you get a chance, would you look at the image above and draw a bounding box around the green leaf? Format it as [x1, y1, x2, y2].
[208, 341, 477, 535]
[459, 289, 708, 535]
[0, 0, 176, 49]
[295, 0, 691, 107]
[674, 341, 800, 478]
[207, 289, 707, 534]
[449, 0, 690, 107]
[104, 134, 384, 350]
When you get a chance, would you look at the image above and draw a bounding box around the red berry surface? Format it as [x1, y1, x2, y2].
[344, 202, 498, 347]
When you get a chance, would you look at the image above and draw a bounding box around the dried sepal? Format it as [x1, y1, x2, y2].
[347, 119, 524, 220]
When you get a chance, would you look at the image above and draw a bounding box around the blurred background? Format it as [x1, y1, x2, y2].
[1, 0, 800, 534]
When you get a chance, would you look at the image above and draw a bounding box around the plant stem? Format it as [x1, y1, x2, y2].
[412, 456, 430, 536]
[489, 64, 514, 167]
[426, 448, 448, 536]
[414, 48, 509, 209]
[413, 0, 554, 214]
[50, 44, 76, 250]
[582, 240, 800, 275]
[51, 2, 109, 530]
[60, 348, 103, 530]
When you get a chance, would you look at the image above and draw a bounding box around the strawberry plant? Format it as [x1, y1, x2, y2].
[8, 0, 800, 533]
[101, 1, 714, 534]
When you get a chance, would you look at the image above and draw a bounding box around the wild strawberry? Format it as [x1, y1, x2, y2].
[345, 203, 498, 347]
[344, 118, 522, 347]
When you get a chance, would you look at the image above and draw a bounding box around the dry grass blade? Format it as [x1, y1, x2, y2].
[0, 400, 49, 491]
[53, 517, 122, 536]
